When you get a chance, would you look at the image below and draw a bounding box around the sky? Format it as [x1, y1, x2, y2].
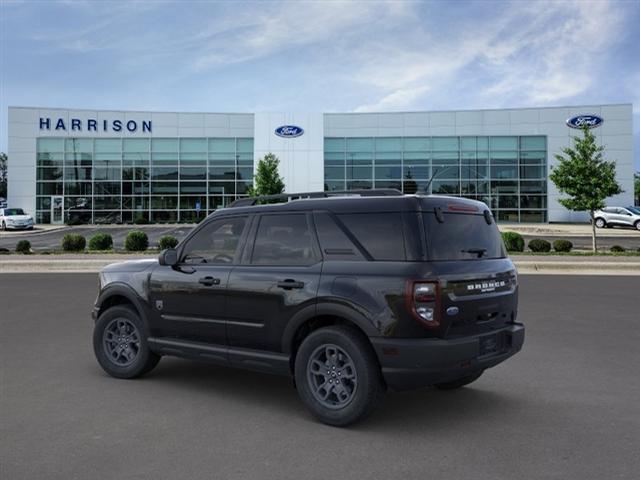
[1, 0, 639, 169]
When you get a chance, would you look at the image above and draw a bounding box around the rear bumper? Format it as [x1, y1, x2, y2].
[371, 323, 525, 391]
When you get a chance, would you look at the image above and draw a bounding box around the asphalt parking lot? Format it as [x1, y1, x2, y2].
[1, 274, 639, 479]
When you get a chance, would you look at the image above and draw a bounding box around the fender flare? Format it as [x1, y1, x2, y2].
[96, 283, 150, 324]
[281, 301, 379, 354]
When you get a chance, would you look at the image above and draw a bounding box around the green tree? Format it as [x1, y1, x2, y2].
[634, 172, 640, 205]
[549, 126, 623, 252]
[0, 152, 7, 198]
[247, 152, 285, 197]
[402, 169, 418, 194]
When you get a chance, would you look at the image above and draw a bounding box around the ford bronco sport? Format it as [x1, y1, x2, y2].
[92, 190, 524, 426]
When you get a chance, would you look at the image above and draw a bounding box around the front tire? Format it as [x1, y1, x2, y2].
[594, 218, 606, 228]
[93, 305, 160, 379]
[1, 221, 5, 231]
[434, 370, 483, 390]
[635, 220, 640, 231]
[294, 326, 386, 427]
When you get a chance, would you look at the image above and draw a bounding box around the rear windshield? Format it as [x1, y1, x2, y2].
[423, 212, 505, 260]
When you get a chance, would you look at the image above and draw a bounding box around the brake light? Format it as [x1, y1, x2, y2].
[406, 280, 441, 330]
[447, 203, 478, 213]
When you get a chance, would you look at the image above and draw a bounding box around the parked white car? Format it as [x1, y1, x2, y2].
[0, 208, 35, 230]
[593, 206, 640, 230]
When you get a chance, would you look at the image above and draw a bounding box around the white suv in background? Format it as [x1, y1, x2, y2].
[594, 206, 640, 230]
[0, 208, 35, 230]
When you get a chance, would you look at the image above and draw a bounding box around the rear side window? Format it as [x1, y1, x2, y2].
[251, 214, 318, 265]
[423, 212, 505, 260]
[313, 212, 366, 261]
[337, 213, 406, 261]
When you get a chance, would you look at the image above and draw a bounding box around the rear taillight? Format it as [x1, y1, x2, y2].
[406, 280, 441, 329]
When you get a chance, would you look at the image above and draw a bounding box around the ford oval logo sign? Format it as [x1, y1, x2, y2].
[275, 125, 304, 138]
[566, 114, 603, 129]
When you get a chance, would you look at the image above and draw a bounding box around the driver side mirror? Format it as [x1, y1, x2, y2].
[158, 248, 178, 267]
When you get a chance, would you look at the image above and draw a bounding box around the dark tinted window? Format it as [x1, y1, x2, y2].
[251, 214, 318, 265]
[423, 212, 505, 260]
[314, 212, 365, 261]
[337, 213, 406, 261]
[4, 209, 25, 216]
[182, 216, 247, 264]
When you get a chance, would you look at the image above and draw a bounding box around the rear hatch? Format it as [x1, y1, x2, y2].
[422, 209, 518, 340]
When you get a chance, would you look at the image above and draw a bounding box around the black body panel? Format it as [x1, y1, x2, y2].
[93, 194, 524, 390]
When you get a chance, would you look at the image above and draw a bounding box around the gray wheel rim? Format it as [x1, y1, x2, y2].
[307, 343, 358, 409]
[103, 318, 141, 367]
[596, 219, 604, 227]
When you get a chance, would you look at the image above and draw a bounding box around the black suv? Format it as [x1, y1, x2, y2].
[92, 191, 524, 426]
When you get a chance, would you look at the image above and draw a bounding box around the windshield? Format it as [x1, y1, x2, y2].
[423, 212, 505, 260]
[4, 208, 25, 216]
[626, 206, 640, 215]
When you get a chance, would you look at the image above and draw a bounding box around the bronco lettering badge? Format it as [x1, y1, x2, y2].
[466, 280, 506, 293]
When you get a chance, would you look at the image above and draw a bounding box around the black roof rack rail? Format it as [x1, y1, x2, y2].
[226, 189, 403, 208]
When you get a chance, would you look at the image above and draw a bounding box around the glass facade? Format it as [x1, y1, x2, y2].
[324, 136, 547, 222]
[35, 137, 253, 224]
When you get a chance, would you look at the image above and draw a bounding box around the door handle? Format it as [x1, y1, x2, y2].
[199, 276, 221, 286]
[277, 279, 305, 290]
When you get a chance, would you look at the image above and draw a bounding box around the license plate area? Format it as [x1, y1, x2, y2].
[479, 333, 500, 356]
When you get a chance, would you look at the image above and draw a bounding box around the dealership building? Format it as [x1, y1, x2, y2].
[6, 104, 634, 224]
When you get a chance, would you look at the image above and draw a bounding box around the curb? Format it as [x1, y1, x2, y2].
[1, 259, 639, 275]
[514, 260, 640, 275]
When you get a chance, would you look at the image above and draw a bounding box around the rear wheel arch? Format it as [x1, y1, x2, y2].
[284, 307, 380, 375]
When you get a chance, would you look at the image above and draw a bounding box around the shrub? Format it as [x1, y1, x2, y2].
[553, 239, 573, 253]
[62, 233, 86, 252]
[610, 245, 625, 253]
[15, 240, 31, 254]
[158, 235, 179, 250]
[125, 230, 148, 251]
[88, 233, 113, 251]
[66, 216, 84, 226]
[501, 231, 524, 252]
[528, 238, 551, 253]
[134, 216, 149, 225]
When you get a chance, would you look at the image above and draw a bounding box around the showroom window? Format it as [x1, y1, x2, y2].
[35, 137, 254, 224]
[324, 135, 547, 223]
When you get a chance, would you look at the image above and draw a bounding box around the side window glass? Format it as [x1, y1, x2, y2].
[337, 213, 406, 261]
[251, 214, 318, 265]
[182, 216, 247, 264]
[314, 212, 365, 261]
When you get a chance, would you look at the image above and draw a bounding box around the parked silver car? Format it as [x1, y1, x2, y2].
[593, 206, 640, 230]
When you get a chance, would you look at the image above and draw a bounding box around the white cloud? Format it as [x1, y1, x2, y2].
[350, 0, 631, 111]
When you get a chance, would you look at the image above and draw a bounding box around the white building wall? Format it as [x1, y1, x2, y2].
[324, 104, 634, 223]
[7, 105, 634, 223]
[253, 112, 324, 193]
[7, 107, 253, 216]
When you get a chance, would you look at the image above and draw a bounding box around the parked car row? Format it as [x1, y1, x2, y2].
[594, 206, 640, 230]
[0, 208, 34, 230]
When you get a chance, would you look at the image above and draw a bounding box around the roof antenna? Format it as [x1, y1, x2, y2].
[425, 168, 439, 194]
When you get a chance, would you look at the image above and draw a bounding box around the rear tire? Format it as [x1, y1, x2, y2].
[594, 218, 606, 228]
[434, 370, 483, 390]
[93, 305, 160, 379]
[294, 326, 386, 427]
[1, 221, 5, 231]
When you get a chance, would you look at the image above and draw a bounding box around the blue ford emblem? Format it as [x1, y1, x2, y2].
[275, 125, 304, 138]
[446, 306, 459, 316]
[566, 114, 603, 129]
